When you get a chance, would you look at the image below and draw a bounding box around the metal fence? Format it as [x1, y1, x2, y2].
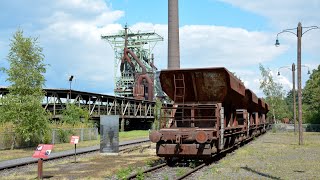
[272, 124, 320, 132]
[0, 128, 98, 150]
[51, 128, 99, 144]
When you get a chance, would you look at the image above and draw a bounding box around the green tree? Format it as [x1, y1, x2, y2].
[284, 90, 298, 120]
[152, 98, 162, 130]
[0, 29, 49, 148]
[61, 103, 90, 126]
[259, 64, 290, 122]
[302, 65, 320, 124]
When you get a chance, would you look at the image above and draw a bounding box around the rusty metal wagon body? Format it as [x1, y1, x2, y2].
[149, 67, 270, 161]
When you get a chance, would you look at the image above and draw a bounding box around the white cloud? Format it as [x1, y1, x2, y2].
[217, 0, 320, 95]
[218, 0, 320, 59]
[42, 20, 287, 95]
[1, 0, 317, 97]
[129, 23, 286, 70]
[218, 0, 320, 29]
[126, 23, 291, 98]
[32, 0, 125, 93]
[179, 25, 285, 69]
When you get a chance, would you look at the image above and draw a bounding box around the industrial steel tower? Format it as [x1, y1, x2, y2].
[101, 26, 163, 101]
[168, 0, 180, 69]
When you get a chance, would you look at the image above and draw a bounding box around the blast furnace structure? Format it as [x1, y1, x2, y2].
[101, 26, 163, 101]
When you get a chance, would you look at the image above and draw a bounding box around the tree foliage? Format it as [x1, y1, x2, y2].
[284, 90, 297, 120]
[302, 65, 320, 124]
[152, 98, 163, 130]
[259, 64, 291, 121]
[0, 29, 49, 147]
[61, 103, 90, 126]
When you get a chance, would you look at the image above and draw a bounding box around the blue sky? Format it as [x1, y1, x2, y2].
[0, 0, 319, 97]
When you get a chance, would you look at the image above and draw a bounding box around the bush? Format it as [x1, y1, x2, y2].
[57, 129, 75, 143]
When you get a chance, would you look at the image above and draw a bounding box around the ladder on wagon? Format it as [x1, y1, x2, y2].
[173, 73, 185, 123]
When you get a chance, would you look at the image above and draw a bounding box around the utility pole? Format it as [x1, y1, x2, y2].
[297, 22, 303, 145]
[292, 63, 296, 135]
[275, 22, 319, 145]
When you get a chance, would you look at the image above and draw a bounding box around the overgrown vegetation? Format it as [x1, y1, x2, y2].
[259, 64, 290, 122]
[0, 30, 94, 149]
[135, 168, 145, 180]
[259, 64, 320, 124]
[152, 98, 162, 130]
[176, 168, 187, 177]
[116, 166, 133, 179]
[302, 65, 320, 124]
[61, 103, 90, 126]
[0, 29, 50, 149]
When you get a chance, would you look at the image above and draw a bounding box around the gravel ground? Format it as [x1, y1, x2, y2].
[144, 165, 193, 180]
[0, 142, 157, 180]
[192, 132, 320, 180]
[2, 132, 319, 179]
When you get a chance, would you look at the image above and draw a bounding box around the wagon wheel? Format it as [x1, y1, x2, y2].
[165, 157, 176, 167]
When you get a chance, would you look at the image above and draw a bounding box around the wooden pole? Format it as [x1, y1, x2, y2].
[297, 22, 303, 145]
[38, 158, 43, 179]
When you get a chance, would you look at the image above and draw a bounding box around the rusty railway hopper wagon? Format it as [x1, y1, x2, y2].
[149, 67, 269, 162]
[245, 90, 269, 136]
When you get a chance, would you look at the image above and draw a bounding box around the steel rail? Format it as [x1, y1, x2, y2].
[174, 131, 269, 180]
[176, 163, 206, 180]
[126, 162, 167, 179]
[0, 139, 150, 171]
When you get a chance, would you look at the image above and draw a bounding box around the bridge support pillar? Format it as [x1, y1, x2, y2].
[121, 117, 125, 132]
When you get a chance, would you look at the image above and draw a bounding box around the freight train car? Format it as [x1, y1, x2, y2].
[149, 67, 270, 163]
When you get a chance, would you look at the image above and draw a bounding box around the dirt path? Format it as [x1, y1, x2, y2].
[2, 143, 158, 179]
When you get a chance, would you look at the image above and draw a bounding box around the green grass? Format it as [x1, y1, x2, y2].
[0, 130, 149, 162]
[135, 168, 145, 180]
[201, 132, 320, 179]
[176, 168, 187, 177]
[119, 130, 149, 141]
[116, 166, 133, 180]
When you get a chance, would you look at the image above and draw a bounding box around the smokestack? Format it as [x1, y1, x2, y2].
[168, 0, 180, 69]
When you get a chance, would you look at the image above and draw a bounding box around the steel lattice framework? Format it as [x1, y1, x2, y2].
[101, 26, 163, 100]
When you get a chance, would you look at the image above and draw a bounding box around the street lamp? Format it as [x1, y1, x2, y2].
[277, 64, 310, 135]
[275, 22, 319, 145]
[69, 75, 74, 102]
[277, 63, 296, 134]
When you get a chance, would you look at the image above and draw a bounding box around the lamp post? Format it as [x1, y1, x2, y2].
[277, 64, 310, 134]
[277, 63, 296, 134]
[275, 22, 319, 145]
[69, 75, 74, 102]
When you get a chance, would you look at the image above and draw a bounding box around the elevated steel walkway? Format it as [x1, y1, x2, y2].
[0, 87, 155, 130]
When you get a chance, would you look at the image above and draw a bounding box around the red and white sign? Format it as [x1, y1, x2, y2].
[70, 136, 80, 144]
[32, 144, 54, 159]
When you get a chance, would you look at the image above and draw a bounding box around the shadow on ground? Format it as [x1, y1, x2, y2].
[241, 166, 282, 180]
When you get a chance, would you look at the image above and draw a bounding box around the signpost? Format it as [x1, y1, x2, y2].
[70, 136, 80, 163]
[32, 144, 54, 179]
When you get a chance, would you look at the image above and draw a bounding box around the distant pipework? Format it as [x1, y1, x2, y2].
[168, 0, 180, 69]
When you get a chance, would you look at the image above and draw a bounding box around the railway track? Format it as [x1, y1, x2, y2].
[126, 162, 167, 179]
[126, 132, 266, 180]
[126, 161, 206, 180]
[0, 138, 150, 171]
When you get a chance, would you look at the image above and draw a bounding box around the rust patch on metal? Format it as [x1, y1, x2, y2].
[156, 144, 211, 156]
[160, 67, 246, 106]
